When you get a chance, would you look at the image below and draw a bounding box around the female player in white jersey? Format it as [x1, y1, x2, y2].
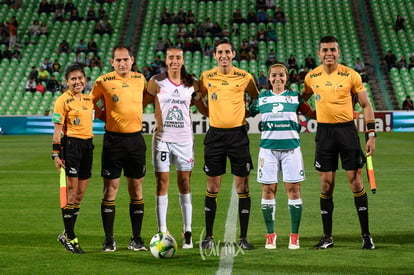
[249, 63, 315, 250]
[145, 47, 207, 248]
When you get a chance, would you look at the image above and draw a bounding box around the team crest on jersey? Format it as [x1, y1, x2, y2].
[112, 94, 119, 103]
[285, 95, 293, 103]
[166, 106, 183, 120]
[211, 92, 217, 100]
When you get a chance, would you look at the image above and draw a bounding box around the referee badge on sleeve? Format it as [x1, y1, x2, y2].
[52, 113, 61, 123]
[212, 92, 217, 101]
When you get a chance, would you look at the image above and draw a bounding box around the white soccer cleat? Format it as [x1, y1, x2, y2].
[182, 231, 193, 249]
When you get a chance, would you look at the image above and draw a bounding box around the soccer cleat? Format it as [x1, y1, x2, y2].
[201, 236, 214, 249]
[361, 234, 375, 250]
[238, 238, 255, 250]
[264, 232, 277, 249]
[70, 238, 85, 254]
[313, 235, 334, 249]
[288, 233, 300, 249]
[182, 231, 193, 249]
[102, 237, 117, 252]
[128, 236, 147, 251]
[57, 232, 74, 252]
[57, 232, 67, 247]
[57, 233, 84, 254]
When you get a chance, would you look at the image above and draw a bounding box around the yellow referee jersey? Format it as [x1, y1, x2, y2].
[303, 64, 365, 123]
[200, 66, 259, 128]
[91, 71, 147, 133]
[52, 90, 94, 139]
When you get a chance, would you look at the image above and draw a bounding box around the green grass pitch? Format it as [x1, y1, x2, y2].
[0, 132, 413, 274]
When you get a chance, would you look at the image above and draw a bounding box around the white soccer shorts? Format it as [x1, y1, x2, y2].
[152, 137, 194, 172]
[257, 147, 306, 184]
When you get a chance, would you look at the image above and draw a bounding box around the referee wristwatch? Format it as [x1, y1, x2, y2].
[368, 132, 376, 138]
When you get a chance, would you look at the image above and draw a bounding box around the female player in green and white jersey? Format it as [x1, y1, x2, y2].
[249, 63, 315, 250]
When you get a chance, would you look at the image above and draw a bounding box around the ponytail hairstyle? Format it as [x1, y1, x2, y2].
[180, 64, 194, 87]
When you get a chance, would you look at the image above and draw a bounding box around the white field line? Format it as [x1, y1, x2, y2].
[216, 183, 238, 275]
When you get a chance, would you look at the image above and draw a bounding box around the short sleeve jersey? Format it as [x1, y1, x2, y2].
[199, 66, 259, 128]
[90, 71, 147, 133]
[249, 89, 302, 150]
[148, 72, 196, 143]
[303, 64, 365, 123]
[52, 90, 94, 139]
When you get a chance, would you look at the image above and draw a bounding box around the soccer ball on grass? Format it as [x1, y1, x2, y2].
[149, 232, 177, 259]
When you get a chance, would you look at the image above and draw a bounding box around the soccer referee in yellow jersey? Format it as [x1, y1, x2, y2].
[91, 45, 150, 252]
[302, 35, 376, 250]
[199, 38, 259, 250]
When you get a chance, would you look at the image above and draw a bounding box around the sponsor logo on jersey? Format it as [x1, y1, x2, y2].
[103, 76, 115, 81]
[166, 106, 183, 121]
[337, 71, 350, 77]
[272, 103, 284, 116]
[172, 89, 180, 97]
[168, 99, 186, 104]
[310, 72, 322, 78]
[206, 72, 217, 78]
[234, 71, 246, 77]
